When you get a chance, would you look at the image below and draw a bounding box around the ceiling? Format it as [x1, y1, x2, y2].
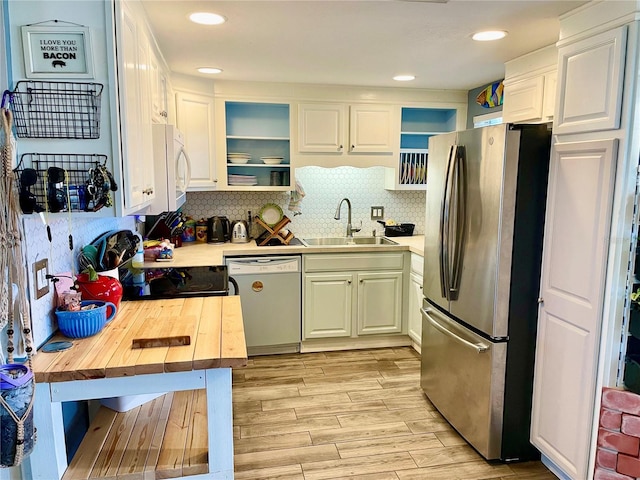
[141, 0, 588, 92]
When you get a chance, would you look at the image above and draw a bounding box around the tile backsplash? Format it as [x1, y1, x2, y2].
[184, 166, 426, 238]
[4, 215, 135, 351]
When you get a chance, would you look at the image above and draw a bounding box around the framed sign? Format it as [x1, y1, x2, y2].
[21, 24, 94, 78]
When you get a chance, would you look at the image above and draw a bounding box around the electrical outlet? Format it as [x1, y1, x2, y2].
[371, 206, 384, 220]
[34, 258, 49, 299]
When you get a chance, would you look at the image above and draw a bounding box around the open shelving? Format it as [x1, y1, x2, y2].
[386, 107, 457, 190]
[223, 102, 292, 189]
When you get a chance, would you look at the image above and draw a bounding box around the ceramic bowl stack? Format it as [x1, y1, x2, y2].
[228, 153, 251, 164]
[261, 156, 284, 165]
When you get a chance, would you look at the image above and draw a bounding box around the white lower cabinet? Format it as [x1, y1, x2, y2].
[303, 253, 405, 341]
[357, 271, 403, 335]
[304, 273, 353, 338]
[408, 252, 424, 349]
[408, 271, 423, 346]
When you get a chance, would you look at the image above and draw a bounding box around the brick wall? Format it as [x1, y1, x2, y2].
[596, 388, 640, 479]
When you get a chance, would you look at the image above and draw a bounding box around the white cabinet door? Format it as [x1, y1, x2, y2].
[408, 271, 423, 346]
[298, 103, 345, 153]
[503, 76, 545, 123]
[116, 2, 154, 212]
[357, 271, 403, 335]
[149, 51, 168, 124]
[176, 91, 217, 190]
[531, 138, 618, 479]
[304, 273, 353, 339]
[349, 104, 394, 153]
[554, 26, 627, 134]
[542, 70, 557, 121]
[137, 34, 154, 201]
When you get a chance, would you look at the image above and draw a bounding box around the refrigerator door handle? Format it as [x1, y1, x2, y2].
[439, 145, 456, 299]
[422, 307, 489, 354]
[449, 146, 467, 300]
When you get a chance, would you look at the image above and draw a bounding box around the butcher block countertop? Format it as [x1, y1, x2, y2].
[33, 296, 248, 383]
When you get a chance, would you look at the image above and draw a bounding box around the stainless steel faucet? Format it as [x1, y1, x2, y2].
[334, 198, 361, 237]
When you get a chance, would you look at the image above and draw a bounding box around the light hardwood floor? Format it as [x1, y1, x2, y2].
[231, 346, 556, 480]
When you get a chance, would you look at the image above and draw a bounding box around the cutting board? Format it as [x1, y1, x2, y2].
[131, 315, 196, 349]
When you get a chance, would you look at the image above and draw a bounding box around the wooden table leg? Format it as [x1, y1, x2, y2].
[30, 383, 67, 479]
[205, 368, 234, 479]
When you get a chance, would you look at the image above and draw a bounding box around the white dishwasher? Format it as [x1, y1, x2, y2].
[225, 255, 301, 355]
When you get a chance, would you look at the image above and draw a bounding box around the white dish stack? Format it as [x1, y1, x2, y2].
[228, 152, 251, 164]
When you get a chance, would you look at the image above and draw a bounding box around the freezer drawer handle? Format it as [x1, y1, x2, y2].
[423, 308, 489, 354]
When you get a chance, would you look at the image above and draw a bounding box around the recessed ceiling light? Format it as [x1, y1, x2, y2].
[198, 67, 223, 74]
[472, 30, 507, 41]
[393, 75, 416, 82]
[189, 12, 226, 25]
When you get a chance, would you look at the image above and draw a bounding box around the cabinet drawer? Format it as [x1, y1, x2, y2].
[304, 253, 404, 272]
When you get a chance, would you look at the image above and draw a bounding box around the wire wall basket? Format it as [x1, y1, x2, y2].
[11, 81, 103, 139]
[14, 153, 112, 214]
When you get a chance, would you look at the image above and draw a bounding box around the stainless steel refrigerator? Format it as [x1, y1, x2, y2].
[420, 123, 551, 462]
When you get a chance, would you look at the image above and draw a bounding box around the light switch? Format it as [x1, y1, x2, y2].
[371, 206, 384, 220]
[34, 258, 49, 299]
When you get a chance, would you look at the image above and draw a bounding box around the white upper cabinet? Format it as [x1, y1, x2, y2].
[296, 102, 397, 167]
[348, 104, 395, 153]
[298, 103, 345, 153]
[176, 91, 218, 191]
[554, 26, 627, 134]
[115, 1, 155, 213]
[503, 45, 558, 124]
[149, 50, 169, 124]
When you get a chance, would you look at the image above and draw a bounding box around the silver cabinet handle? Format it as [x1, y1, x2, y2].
[347, 280, 352, 285]
[422, 308, 489, 354]
[537, 297, 544, 304]
[338, 145, 343, 151]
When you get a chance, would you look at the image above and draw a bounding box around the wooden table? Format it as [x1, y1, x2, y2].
[30, 296, 247, 480]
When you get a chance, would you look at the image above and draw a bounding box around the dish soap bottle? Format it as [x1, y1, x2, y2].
[132, 233, 144, 269]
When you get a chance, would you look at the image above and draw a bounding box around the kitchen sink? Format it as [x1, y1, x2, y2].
[302, 236, 398, 246]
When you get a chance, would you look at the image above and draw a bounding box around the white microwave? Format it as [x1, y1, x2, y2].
[147, 124, 192, 214]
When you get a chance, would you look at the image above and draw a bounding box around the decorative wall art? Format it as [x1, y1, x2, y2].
[476, 80, 504, 108]
[21, 21, 94, 78]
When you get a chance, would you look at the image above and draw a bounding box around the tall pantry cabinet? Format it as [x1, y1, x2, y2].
[530, 3, 640, 479]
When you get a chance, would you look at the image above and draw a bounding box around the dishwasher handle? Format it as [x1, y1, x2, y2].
[226, 256, 301, 274]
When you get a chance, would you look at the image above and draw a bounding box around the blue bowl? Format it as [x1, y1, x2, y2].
[55, 300, 116, 339]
